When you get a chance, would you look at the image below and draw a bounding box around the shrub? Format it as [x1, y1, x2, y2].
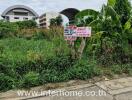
[39, 55, 74, 83]
[0, 43, 5, 55]
[69, 60, 101, 80]
[0, 20, 37, 38]
[0, 73, 16, 91]
[43, 55, 74, 71]
[39, 69, 71, 84]
[0, 21, 18, 38]
[122, 64, 132, 75]
[27, 50, 43, 62]
[33, 29, 54, 40]
[39, 69, 59, 83]
[21, 72, 39, 88]
[15, 20, 37, 29]
[111, 64, 132, 75]
[33, 27, 64, 40]
[111, 65, 123, 74]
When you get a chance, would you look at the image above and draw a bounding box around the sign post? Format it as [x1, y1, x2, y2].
[64, 25, 91, 43]
[64, 25, 92, 59]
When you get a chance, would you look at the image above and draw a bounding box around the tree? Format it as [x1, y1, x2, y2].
[50, 15, 63, 26]
[75, 9, 99, 26]
[75, 5, 122, 59]
[73, 0, 132, 64]
[88, 5, 124, 65]
[114, 0, 132, 25]
[111, 0, 132, 46]
[74, 3, 131, 63]
[75, 9, 99, 58]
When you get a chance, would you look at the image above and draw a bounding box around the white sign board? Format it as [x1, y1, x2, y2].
[64, 26, 91, 41]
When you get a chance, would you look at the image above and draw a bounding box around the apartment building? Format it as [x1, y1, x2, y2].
[39, 12, 60, 28]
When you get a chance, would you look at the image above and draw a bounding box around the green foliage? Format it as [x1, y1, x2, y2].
[75, 9, 99, 26]
[108, 0, 116, 7]
[50, 15, 63, 26]
[111, 64, 132, 75]
[0, 73, 16, 91]
[33, 27, 64, 40]
[0, 38, 103, 91]
[44, 56, 74, 71]
[15, 20, 37, 29]
[124, 18, 132, 45]
[69, 60, 101, 80]
[0, 37, 72, 91]
[114, 0, 131, 25]
[39, 69, 59, 83]
[39, 56, 74, 83]
[0, 43, 5, 55]
[77, 3, 131, 66]
[21, 72, 39, 88]
[0, 20, 37, 38]
[0, 21, 18, 38]
[0, 0, 132, 92]
[124, 19, 131, 30]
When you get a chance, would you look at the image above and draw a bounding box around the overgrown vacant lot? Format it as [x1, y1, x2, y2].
[0, 38, 132, 92]
[0, 38, 100, 91]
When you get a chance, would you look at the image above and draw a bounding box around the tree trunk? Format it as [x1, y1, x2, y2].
[77, 37, 86, 59]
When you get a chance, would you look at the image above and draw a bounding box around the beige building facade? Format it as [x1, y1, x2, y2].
[39, 12, 60, 28]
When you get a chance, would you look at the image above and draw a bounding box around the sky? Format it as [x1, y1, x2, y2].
[0, 0, 107, 18]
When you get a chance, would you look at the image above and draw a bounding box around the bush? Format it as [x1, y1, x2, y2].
[111, 65, 124, 74]
[0, 20, 37, 38]
[43, 56, 74, 71]
[0, 21, 18, 38]
[0, 73, 16, 91]
[111, 64, 132, 75]
[69, 60, 101, 80]
[39, 55, 75, 83]
[39, 69, 59, 83]
[33, 29, 54, 40]
[39, 69, 71, 83]
[0, 43, 5, 55]
[33, 27, 64, 40]
[21, 72, 39, 88]
[15, 20, 37, 29]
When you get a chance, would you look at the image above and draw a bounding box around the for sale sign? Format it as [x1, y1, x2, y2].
[64, 25, 91, 41]
[76, 27, 91, 37]
[64, 25, 77, 36]
[64, 25, 77, 41]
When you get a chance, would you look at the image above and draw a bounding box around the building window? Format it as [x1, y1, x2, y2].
[14, 12, 28, 16]
[23, 17, 28, 20]
[43, 18, 46, 21]
[14, 17, 19, 19]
